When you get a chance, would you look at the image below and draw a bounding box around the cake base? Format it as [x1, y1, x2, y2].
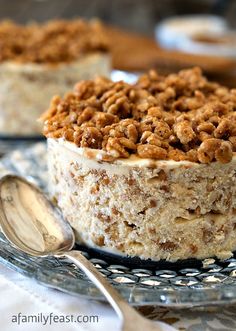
[75, 242, 204, 270]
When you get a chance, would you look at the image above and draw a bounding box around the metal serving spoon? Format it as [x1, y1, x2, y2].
[0, 175, 177, 331]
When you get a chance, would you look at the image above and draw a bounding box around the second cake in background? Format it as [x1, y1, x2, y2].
[0, 19, 110, 135]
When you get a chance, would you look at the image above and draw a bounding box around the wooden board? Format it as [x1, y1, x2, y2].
[106, 26, 236, 82]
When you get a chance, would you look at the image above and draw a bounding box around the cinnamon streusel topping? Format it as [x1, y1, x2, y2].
[42, 67, 236, 163]
[0, 19, 108, 64]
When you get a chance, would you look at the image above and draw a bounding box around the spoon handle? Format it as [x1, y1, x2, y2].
[61, 250, 138, 320]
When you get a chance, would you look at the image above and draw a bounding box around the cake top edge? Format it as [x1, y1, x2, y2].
[0, 19, 109, 64]
[42, 67, 236, 164]
[49, 137, 236, 168]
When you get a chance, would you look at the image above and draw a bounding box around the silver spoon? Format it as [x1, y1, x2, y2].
[0, 175, 177, 331]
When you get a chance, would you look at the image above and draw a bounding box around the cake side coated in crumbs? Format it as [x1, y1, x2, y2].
[42, 67, 236, 164]
[48, 138, 236, 261]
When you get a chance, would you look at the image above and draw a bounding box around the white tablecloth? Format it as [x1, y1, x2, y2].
[0, 264, 177, 331]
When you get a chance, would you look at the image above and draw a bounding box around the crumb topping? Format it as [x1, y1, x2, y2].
[0, 19, 108, 64]
[42, 67, 236, 163]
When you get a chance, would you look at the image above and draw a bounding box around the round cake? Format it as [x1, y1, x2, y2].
[42, 68, 236, 262]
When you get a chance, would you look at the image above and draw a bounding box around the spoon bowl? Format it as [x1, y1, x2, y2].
[0, 175, 75, 256]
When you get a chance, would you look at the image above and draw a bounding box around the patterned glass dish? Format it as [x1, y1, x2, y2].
[1, 143, 236, 307]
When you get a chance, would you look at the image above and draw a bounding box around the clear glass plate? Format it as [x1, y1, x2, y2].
[1, 142, 236, 307]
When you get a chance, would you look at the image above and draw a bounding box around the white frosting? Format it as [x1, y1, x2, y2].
[49, 138, 130, 176]
[53, 138, 204, 170]
[50, 138, 236, 171]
